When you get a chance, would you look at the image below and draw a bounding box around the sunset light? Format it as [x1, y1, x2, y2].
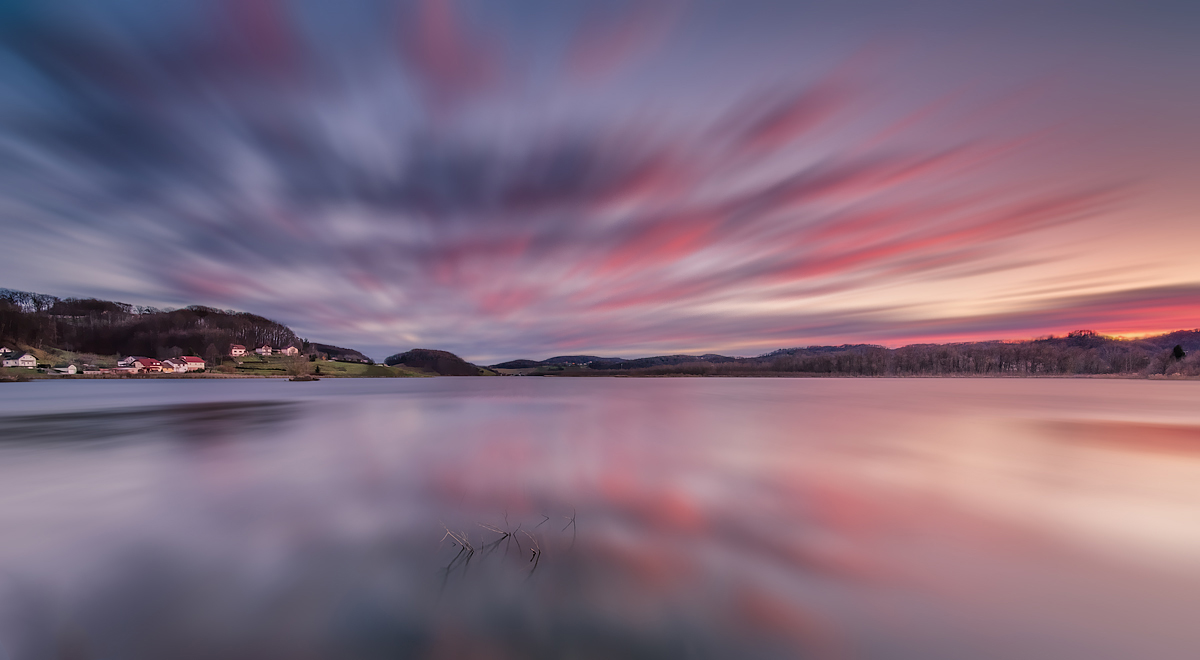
[1, 1, 1196, 361]
[2, 3, 1199, 659]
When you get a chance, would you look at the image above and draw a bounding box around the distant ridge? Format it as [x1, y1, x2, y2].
[542, 355, 626, 365]
[491, 355, 624, 369]
[489, 329, 1200, 377]
[310, 343, 370, 363]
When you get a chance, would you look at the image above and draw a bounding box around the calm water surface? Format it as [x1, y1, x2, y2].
[0, 378, 1198, 659]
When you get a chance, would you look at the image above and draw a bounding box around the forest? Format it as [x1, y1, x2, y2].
[495, 330, 1200, 377]
[576, 330, 1200, 377]
[1, 288, 300, 362]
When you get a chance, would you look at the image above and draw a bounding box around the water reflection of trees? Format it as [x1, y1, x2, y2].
[0, 401, 296, 445]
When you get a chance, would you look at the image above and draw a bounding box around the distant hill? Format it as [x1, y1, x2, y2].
[541, 355, 626, 366]
[490, 355, 625, 369]
[759, 344, 884, 358]
[587, 354, 738, 370]
[384, 348, 491, 376]
[1, 288, 300, 360]
[490, 359, 544, 369]
[493, 353, 736, 371]
[494, 329, 1200, 377]
[310, 343, 370, 363]
[1128, 329, 1200, 353]
[0, 288, 368, 365]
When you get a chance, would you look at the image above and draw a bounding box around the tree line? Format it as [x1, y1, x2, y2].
[576, 330, 1200, 377]
[1, 289, 301, 361]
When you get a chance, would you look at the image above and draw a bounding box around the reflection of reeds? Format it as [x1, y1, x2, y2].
[523, 530, 542, 574]
[440, 512, 572, 582]
[477, 522, 510, 558]
[563, 508, 577, 549]
[440, 525, 475, 586]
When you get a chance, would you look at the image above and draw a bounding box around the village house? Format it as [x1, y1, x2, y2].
[163, 358, 189, 373]
[180, 356, 206, 371]
[132, 357, 163, 372]
[278, 346, 300, 357]
[2, 353, 37, 369]
[229, 344, 247, 357]
[255, 345, 273, 356]
[0, 347, 11, 356]
[118, 356, 142, 367]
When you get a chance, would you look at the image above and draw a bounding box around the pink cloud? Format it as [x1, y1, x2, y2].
[397, 0, 503, 112]
[566, 2, 681, 81]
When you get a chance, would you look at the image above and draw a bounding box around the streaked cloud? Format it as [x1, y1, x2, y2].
[0, 0, 1197, 361]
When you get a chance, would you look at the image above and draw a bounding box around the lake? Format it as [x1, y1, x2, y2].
[1, 378, 1198, 659]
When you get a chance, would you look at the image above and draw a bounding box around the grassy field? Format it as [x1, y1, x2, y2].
[231, 355, 427, 378]
[2, 346, 120, 368]
[0, 367, 35, 381]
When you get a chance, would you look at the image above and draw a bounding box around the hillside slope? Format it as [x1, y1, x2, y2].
[384, 348, 493, 376]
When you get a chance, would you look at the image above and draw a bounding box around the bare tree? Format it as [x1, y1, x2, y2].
[283, 355, 311, 377]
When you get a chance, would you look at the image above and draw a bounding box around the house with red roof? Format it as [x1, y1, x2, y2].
[133, 358, 163, 372]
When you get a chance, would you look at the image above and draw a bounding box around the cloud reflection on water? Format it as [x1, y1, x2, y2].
[1, 379, 1199, 658]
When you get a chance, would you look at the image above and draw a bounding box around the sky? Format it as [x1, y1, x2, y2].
[0, 0, 1198, 362]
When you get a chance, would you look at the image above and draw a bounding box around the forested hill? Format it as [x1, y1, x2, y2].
[1, 288, 301, 361]
[495, 330, 1200, 377]
[309, 343, 370, 363]
[383, 349, 492, 376]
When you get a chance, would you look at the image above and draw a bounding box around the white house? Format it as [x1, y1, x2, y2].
[118, 356, 143, 367]
[229, 344, 247, 357]
[180, 356, 206, 371]
[278, 346, 300, 357]
[255, 345, 273, 356]
[2, 353, 37, 369]
[162, 358, 189, 373]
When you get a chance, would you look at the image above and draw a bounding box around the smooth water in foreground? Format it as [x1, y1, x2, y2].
[0, 378, 1198, 659]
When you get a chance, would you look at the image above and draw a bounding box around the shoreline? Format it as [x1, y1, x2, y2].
[4, 372, 1198, 382]
[0, 372, 429, 381]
